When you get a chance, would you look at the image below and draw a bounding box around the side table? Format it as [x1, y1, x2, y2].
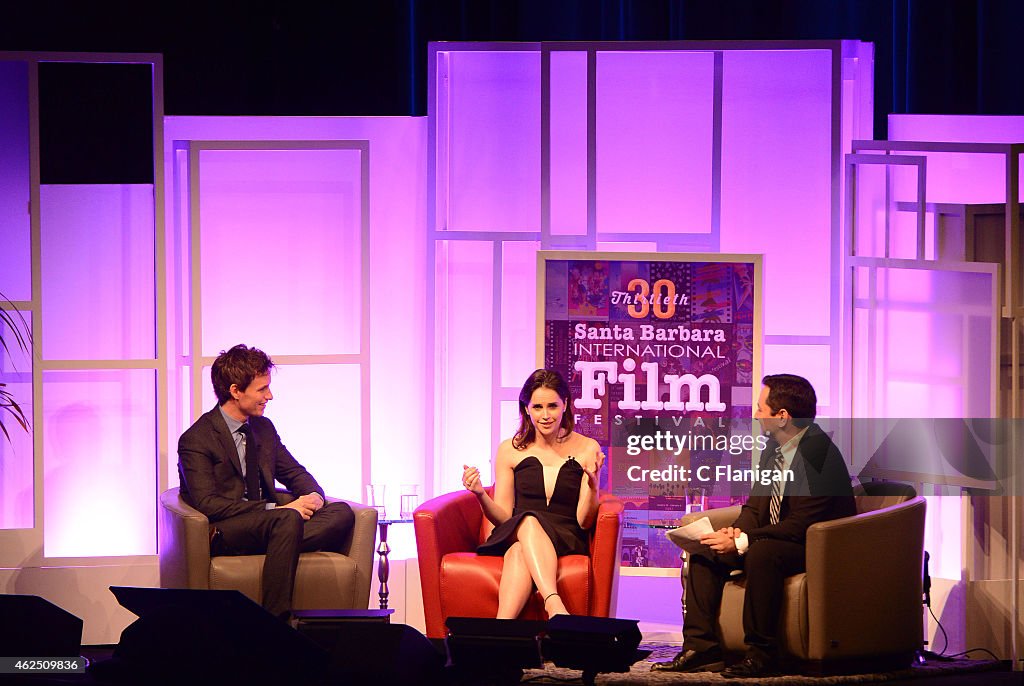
[375, 517, 414, 610]
[624, 519, 689, 614]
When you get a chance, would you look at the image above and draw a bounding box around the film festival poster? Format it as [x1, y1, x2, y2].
[538, 252, 763, 571]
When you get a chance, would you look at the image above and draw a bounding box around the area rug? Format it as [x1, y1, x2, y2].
[520, 643, 1001, 684]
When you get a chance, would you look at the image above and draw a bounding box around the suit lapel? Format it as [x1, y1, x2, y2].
[786, 447, 809, 497]
[782, 423, 828, 503]
[209, 407, 244, 479]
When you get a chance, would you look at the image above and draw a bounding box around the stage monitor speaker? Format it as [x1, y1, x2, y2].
[312, 620, 446, 686]
[542, 615, 646, 680]
[102, 587, 326, 686]
[0, 594, 82, 657]
[445, 617, 547, 672]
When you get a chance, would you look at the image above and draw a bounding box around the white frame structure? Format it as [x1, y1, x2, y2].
[427, 40, 872, 497]
[179, 139, 373, 488]
[0, 51, 165, 564]
[845, 139, 1022, 667]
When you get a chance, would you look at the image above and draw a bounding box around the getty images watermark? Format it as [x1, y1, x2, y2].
[623, 429, 790, 486]
[610, 418, 1022, 497]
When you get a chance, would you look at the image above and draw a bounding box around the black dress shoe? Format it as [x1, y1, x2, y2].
[721, 653, 781, 679]
[650, 648, 724, 673]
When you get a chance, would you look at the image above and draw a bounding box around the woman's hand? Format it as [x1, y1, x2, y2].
[462, 464, 484, 495]
[582, 449, 605, 488]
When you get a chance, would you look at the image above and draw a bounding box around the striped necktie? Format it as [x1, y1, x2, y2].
[769, 447, 784, 525]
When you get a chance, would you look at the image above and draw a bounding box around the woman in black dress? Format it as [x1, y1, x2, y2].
[462, 369, 604, 618]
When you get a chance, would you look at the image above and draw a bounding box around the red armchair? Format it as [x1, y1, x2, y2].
[413, 488, 624, 639]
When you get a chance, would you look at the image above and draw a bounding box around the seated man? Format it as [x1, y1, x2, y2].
[653, 374, 856, 678]
[177, 344, 355, 620]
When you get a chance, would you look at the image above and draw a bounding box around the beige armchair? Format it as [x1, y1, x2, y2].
[678, 482, 925, 672]
[158, 487, 378, 610]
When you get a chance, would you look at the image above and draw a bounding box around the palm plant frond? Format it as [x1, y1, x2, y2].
[0, 383, 30, 441]
[0, 290, 32, 441]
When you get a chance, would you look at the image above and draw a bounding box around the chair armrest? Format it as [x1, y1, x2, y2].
[589, 495, 624, 617]
[804, 496, 926, 659]
[677, 505, 741, 530]
[328, 496, 378, 606]
[158, 488, 213, 590]
[413, 490, 485, 638]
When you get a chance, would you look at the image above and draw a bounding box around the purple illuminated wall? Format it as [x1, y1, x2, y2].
[41, 185, 156, 360]
[0, 62, 30, 301]
[596, 51, 715, 234]
[0, 316, 32, 530]
[197, 149, 363, 357]
[43, 370, 156, 557]
[0, 61, 32, 531]
[889, 114, 1024, 202]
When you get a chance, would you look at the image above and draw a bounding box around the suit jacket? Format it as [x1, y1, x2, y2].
[178, 406, 325, 522]
[731, 422, 856, 546]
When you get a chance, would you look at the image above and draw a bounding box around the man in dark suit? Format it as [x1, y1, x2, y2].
[653, 374, 856, 678]
[178, 344, 355, 620]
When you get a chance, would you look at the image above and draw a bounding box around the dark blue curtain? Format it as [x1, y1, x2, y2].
[3, 1, 1023, 137]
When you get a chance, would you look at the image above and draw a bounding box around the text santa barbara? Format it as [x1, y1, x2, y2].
[573, 323, 727, 363]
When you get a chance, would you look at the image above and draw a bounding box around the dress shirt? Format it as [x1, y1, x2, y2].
[218, 405, 276, 510]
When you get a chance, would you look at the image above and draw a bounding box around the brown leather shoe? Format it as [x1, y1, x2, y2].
[650, 648, 724, 673]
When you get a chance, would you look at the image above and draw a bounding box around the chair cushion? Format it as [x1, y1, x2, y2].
[439, 552, 591, 621]
[210, 551, 362, 610]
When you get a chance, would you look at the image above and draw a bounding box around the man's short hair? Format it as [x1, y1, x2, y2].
[762, 373, 816, 428]
[211, 344, 275, 405]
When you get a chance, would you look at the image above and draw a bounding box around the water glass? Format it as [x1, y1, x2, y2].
[366, 484, 386, 519]
[399, 484, 420, 519]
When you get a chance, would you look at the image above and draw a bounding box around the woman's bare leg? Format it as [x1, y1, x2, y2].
[515, 516, 568, 616]
[496, 542, 534, 619]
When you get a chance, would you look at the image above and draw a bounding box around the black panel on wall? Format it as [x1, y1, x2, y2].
[38, 62, 154, 185]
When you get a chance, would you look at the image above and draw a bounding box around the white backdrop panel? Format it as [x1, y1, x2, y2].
[596, 50, 715, 234]
[0, 61, 31, 300]
[43, 369, 156, 557]
[448, 51, 541, 231]
[198, 148, 362, 357]
[40, 185, 155, 360]
[719, 50, 833, 337]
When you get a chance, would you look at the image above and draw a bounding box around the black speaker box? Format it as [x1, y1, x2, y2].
[543, 615, 645, 674]
[0, 594, 82, 657]
[314, 621, 447, 686]
[100, 587, 325, 686]
[445, 617, 546, 671]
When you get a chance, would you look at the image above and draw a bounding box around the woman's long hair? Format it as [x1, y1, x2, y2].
[512, 369, 575, 449]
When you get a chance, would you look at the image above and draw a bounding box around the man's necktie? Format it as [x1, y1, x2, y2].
[239, 423, 260, 501]
[769, 447, 784, 525]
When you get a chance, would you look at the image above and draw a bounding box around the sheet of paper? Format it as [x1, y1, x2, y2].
[665, 516, 715, 556]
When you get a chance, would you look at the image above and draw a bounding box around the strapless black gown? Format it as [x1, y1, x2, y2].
[477, 455, 589, 557]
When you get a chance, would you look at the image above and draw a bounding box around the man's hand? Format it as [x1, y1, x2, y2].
[700, 527, 742, 555]
[281, 493, 323, 520]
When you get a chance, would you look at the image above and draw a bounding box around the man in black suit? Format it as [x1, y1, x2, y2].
[178, 344, 355, 620]
[653, 374, 856, 678]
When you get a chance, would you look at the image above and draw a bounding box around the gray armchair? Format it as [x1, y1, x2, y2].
[158, 487, 377, 609]
[678, 482, 925, 671]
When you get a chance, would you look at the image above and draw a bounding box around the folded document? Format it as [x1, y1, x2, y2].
[665, 516, 715, 556]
